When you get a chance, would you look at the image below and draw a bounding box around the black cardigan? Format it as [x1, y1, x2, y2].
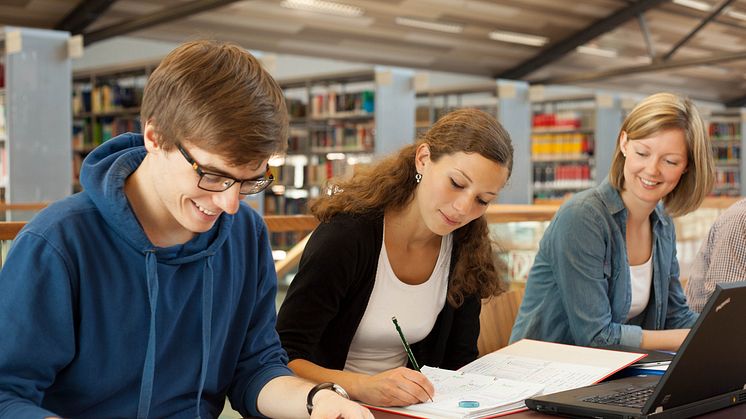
[276, 213, 481, 371]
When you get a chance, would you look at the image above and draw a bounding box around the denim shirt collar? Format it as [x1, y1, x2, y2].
[597, 177, 669, 232]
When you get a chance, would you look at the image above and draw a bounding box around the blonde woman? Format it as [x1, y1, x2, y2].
[511, 93, 715, 352]
[277, 109, 513, 407]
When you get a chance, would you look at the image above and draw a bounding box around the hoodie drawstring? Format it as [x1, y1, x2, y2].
[195, 257, 214, 419]
[136, 252, 215, 419]
[137, 250, 159, 419]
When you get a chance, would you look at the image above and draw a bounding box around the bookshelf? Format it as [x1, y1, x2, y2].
[415, 82, 500, 136]
[529, 92, 622, 204]
[72, 60, 155, 192]
[414, 79, 532, 204]
[268, 68, 414, 250]
[708, 109, 746, 197]
[1, 27, 72, 220]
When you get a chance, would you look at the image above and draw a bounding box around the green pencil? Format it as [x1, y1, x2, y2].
[391, 316, 421, 371]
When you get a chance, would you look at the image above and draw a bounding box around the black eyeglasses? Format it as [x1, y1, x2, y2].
[177, 143, 274, 195]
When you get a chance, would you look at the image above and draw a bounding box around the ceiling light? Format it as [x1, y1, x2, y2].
[395, 16, 463, 33]
[280, 0, 364, 17]
[727, 9, 746, 21]
[576, 45, 618, 58]
[488, 30, 548, 47]
[673, 0, 712, 12]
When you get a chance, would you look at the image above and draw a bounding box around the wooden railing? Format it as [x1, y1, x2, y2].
[486, 196, 741, 223]
[263, 214, 318, 232]
[0, 196, 740, 272]
[0, 202, 49, 212]
[264, 215, 318, 278]
[267, 196, 743, 278]
[0, 222, 27, 241]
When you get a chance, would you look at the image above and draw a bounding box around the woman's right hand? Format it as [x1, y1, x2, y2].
[352, 366, 435, 407]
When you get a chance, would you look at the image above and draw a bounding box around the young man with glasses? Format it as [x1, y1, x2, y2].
[0, 40, 371, 419]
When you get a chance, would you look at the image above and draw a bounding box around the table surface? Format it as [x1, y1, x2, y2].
[370, 402, 746, 418]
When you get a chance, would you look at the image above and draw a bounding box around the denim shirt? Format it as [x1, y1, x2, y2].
[510, 179, 697, 347]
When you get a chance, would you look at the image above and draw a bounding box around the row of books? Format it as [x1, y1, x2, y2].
[306, 158, 359, 186]
[269, 157, 366, 190]
[268, 164, 306, 189]
[72, 82, 144, 114]
[0, 92, 5, 137]
[264, 192, 309, 216]
[416, 105, 499, 126]
[531, 132, 593, 159]
[708, 122, 741, 141]
[712, 143, 740, 161]
[287, 132, 307, 153]
[532, 111, 589, 129]
[309, 123, 374, 151]
[533, 164, 593, 191]
[73, 117, 141, 149]
[310, 90, 374, 117]
[286, 98, 307, 118]
[265, 193, 310, 250]
[713, 167, 740, 194]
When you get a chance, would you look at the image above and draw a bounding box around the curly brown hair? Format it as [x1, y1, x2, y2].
[312, 108, 514, 306]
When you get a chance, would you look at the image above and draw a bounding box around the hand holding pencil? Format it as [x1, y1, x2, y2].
[339, 316, 435, 407]
[355, 366, 435, 407]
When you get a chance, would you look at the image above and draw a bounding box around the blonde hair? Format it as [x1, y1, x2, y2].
[140, 40, 288, 165]
[608, 93, 714, 217]
[313, 108, 514, 306]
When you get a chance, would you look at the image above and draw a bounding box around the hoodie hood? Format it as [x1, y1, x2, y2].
[80, 133, 233, 262]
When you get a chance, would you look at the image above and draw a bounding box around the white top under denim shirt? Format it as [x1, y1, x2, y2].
[627, 255, 653, 320]
[510, 178, 698, 348]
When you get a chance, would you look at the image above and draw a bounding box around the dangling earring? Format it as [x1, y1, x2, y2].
[415, 173, 422, 184]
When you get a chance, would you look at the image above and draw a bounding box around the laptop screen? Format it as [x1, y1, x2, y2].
[643, 281, 746, 413]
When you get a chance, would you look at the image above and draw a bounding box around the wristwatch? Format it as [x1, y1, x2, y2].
[306, 382, 350, 415]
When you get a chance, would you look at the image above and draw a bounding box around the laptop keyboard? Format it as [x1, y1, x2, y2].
[581, 385, 656, 409]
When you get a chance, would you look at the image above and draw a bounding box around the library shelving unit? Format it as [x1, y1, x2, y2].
[1, 27, 72, 220]
[529, 92, 622, 204]
[72, 60, 156, 192]
[269, 68, 414, 248]
[415, 82, 500, 136]
[707, 109, 746, 197]
[414, 79, 532, 204]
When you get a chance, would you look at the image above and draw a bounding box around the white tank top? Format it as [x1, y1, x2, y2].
[343, 230, 452, 375]
[627, 254, 653, 321]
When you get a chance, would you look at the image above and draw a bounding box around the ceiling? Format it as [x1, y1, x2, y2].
[3, 0, 746, 104]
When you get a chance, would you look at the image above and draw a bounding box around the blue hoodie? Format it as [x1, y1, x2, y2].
[0, 133, 292, 419]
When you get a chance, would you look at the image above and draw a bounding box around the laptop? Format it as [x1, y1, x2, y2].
[525, 281, 746, 418]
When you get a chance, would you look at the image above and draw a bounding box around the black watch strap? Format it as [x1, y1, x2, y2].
[306, 382, 349, 415]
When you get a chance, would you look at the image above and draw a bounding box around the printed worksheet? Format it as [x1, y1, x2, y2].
[405, 366, 544, 419]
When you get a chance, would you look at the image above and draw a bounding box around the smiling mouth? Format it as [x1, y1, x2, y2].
[639, 177, 660, 187]
[193, 200, 218, 216]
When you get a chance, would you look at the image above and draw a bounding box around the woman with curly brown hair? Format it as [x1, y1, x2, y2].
[277, 108, 514, 407]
